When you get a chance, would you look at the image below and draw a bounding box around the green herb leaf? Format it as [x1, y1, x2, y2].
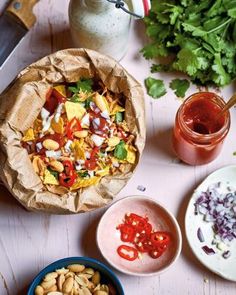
[145, 77, 167, 99]
[48, 167, 59, 179]
[141, 0, 236, 88]
[115, 112, 124, 123]
[76, 78, 93, 93]
[68, 86, 79, 94]
[84, 97, 92, 109]
[78, 171, 89, 178]
[114, 140, 127, 160]
[169, 79, 190, 98]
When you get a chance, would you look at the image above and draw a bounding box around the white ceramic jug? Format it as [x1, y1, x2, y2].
[68, 0, 151, 61]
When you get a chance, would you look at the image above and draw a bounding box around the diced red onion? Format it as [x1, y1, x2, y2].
[197, 227, 205, 242]
[222, 250, 231, 259]
[202, 246, 215, 255]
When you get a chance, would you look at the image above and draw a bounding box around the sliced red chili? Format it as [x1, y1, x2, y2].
[119, 224, 136, 243]
[149, 248, 164, 259]
[63, 160, 74, 175]
[52, 88, 66, 103]
[135, 237, 153, 253]
[150, 232, 170, 246]
[84, 159, 97, 171]
[117, 245, 138, 261]
[59, 170, 77, 188]
[84, 147, 99, 171]
[66, 117, 82, 139]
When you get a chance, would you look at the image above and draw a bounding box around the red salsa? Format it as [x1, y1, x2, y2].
[173, 92, 230, 165]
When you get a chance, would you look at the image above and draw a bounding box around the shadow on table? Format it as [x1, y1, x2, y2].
[80, 211, 105, 263]
[144, 127, 176, 161]
[35, 28, 74, 54]
[0, 184, 26, 211]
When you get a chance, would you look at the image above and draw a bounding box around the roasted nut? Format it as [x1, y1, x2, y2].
[74, 130, 88, 138]
[44, 285, 57, 293]
[65, 271, 75, 278]
[44, 272, 58, 282]
[93, 291, 108, 295]
[34, 285, 44, 295]
[43, 139, 59, 151]
[75, 274, 89, 287]
[47, 292, 63, 295]
[57, 274, 65, 291]
[82, 268, 95, 276]
[56, 268, 69, 275]
[67, 264, 85, 273]
[92, 271, 101, 285]
[62, 277, 74, 293]
[49, 160, 64, 173]
[40, 278, 56, 290]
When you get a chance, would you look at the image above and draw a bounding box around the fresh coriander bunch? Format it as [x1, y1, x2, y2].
[142, 0, 236, 98]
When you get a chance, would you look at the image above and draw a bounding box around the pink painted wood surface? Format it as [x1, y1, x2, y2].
[0, 0, 236, 294]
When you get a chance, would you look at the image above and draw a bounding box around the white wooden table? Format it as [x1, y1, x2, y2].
[0, 1, 236, 294]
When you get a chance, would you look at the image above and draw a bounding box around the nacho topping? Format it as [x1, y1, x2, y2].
[21, 78, 137, 191]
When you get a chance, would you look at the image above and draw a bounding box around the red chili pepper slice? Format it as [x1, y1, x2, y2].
[149, 248, 164, 259]
[59, 170, 77, 188]
[150, 232, 170, 246]
[52, 88, 66, 103]
[66, 117, 82, 139]
[62, 160, 74, 175]
[118, 224, 136, 243]
[84, 147, 99, 171]
[135, 237, 153, 253]
[117, 245, 138, 261]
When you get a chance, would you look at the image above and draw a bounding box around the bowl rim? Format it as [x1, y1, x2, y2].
[96, 195, 182, 277]
[27, 256, 125, 294]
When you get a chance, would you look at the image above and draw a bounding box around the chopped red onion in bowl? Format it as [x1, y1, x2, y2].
[194, 183, 236, 244]
[202, 245, 215, 255]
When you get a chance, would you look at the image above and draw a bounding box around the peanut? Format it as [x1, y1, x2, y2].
[57, 274, 65, 291]
[40, 278, 56, 290]
[44, 272, 58, 282]
[67, 264, 85, 273]
[93, 291, 108, 295]
[34, 285, 44, 295]
[47, 292, 63, 295]
[49, 160, 64, 173]
[74, 130, 88, 138]
[92, 271, 101, 285]
[43, 139, 59, 151]
[62, 277, 74, 293]
[44, 285, 57, 293]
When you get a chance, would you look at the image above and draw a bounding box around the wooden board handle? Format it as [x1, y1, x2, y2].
[6, 0, 39, 30]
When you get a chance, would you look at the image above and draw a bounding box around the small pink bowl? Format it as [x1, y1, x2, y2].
[96, 195, 182, 276]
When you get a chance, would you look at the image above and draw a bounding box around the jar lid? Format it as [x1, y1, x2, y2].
[130, 0, 151, 18]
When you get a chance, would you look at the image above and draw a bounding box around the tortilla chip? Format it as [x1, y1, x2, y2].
[96, 166, 110, 177]
[65, 101, 86, 121]
[110, 104, 125, 115]
[22, 128, 35, 142]
[43, 169, 59, 185]
[126, 145, 136, 164]
[72, 140, 86, 160]
[54, 85, 66, 97]
[51, 117, 64, 134]
[71, 176, 101, 190]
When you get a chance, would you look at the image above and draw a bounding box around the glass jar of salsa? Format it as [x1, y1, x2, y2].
[172, 92, 230, 165]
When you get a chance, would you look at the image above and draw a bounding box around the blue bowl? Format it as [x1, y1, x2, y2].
[27, 256, 124, 295]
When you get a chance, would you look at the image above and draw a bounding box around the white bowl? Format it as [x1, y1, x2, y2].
[96, 195, 182, 276]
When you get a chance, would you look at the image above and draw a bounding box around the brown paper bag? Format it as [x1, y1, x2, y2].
[0, 49, 145, 214]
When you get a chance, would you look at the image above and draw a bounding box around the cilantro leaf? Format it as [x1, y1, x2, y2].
[76, 78, 93, 93]
[169, 79, 190, 98]
[145, 77, 167, 99]
[114, 140, 127, 160]
[48, 168, 59, 179]
[115, 112, 123, 123]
